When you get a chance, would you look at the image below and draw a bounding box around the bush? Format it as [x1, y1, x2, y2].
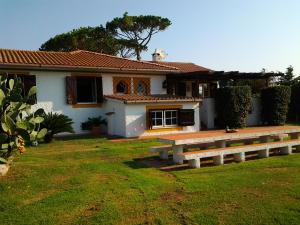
[261, 86, 291, 125]
[288, 83, 300, 121]
[215, 86, 252, 128]
[81, 116, 107, 130]
[41, 112, 74, 143]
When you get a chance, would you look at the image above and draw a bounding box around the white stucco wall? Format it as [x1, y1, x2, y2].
[247, 98, 262, 126]
[30, 71, 167, 134]
[124, 102, 200, 138]
[103, 99, 126, 137]
[32, 71, 104, 133]
[200, 98, 215, 129]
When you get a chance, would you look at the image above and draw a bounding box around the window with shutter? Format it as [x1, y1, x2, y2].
[178, 109, 195, 126]
[66, 76, 103, 105]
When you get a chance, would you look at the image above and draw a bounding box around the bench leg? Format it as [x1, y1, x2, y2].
[260, 136, 272, 143]
[188, 158, 200, 168]
[173, 145, 183, 164]
[213, 154, 224, 165]
[234, 152, 245, 162]
[215, 140, 226, 148]
[258, 148, 269, 158]
[281, 146, 292, 155]
[159, 150, 169, 160]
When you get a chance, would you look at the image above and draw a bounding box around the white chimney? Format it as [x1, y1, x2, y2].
[152, 49, 167, 61]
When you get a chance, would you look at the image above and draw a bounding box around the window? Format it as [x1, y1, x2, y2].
[66, 76, 103, 105]
[116, 81, 128, 94]
[150, 109, 178, 128]
[76, 77, 96, 103]
[137, 81, 146, 95]
[5, 74, 37, 104]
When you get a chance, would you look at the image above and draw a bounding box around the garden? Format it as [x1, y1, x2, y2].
[1, 75, 300, 224]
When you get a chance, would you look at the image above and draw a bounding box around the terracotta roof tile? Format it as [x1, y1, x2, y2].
[151, 61, 212, 73]
[0, 49, 179, 72]
[105, 94, 201, 104]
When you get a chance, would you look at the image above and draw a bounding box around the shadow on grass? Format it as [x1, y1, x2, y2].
[126, 148, 300, 172]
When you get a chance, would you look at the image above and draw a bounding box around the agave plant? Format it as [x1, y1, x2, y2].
[0, 75, 47, 164]
[41, 112, 75, 143]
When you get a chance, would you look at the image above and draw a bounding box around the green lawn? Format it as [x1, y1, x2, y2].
[1, 137, 300, 225]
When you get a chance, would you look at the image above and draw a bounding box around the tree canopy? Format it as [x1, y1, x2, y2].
[278, 65, 296, 86]
[40, 13, 171, 60]
[106, 12, 171, 60]
[40, 26, 121, 55]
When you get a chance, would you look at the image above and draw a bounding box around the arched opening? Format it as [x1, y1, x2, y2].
[116, 81, 128, 94]
[137, 81, 147, 95]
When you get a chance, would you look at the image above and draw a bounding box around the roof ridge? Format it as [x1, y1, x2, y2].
[0, 48, 70, 55]
[71, 50, 179, 70]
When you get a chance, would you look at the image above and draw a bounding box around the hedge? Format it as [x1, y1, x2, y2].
[215, 86, 252, 128]
[261, 86, 291, 125]
[288, 83, 300, 121]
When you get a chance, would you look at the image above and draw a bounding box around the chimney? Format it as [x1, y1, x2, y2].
[152, 49, 167, 61]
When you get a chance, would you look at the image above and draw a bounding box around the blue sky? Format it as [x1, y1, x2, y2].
[1, 0, 299, 74]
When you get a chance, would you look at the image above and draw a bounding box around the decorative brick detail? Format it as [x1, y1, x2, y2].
[113, 77, 132, 94]
[133, 77, 150, 95]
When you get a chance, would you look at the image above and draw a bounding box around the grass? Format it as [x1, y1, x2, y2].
[1, 138, 300, 225]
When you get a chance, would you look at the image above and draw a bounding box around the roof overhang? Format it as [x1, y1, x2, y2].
[0, 63, 180, 75]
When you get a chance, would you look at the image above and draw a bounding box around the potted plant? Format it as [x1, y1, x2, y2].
[81, 116, 107, 137]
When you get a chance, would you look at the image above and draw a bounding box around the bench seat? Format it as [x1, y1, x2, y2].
[178, 139, 300, 168]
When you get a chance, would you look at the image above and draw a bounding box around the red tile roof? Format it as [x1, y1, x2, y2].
[0, 49, 212, 74]
[105, 94, 201, 104]
[152, 61, 212, 73]
[0, 49, 179, 72]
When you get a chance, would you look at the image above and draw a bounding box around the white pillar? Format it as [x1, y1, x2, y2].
[173, 145, 184, 164]
[188, 158, 200, 168]
[213, 154, 224, 165]
[159, 150, 169, 160]
[258, 148, 269, 158]
[215, 140, 226, 148]
[234, 152, 246, 162]
[281, 146, 292, 155]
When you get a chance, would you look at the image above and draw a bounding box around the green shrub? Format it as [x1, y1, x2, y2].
[81, 116, 107, 130]
[261, 86, 291, 125]
[288, 83, 300, 121]
[215, 86, 252, 128]
[41, 112, 74, 143]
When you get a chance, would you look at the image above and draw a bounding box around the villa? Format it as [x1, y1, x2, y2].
[0, 48, 272, 137]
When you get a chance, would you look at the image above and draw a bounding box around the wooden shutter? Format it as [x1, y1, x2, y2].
[66, 76, 77, 104]
[192, 82, 200, 98]
[178, 109, 195, 126]
[175, 82, 186, 96]
[23, 75, 37, 104]
[147, 110, 153, 129]
[96, 77, 104, 103]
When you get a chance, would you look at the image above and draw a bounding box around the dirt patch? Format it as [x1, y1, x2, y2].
[239, 187, 265, 198]
[263, 167, 289, 172]
[22, 189, 59, 205]
[82, 203, 102, 217]
[160, 189, 187, 203]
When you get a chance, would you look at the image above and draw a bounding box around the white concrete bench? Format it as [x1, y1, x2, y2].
[150, 143, 209, 160]
[149, 145, 172, 159]
[178, 139, 300, 168]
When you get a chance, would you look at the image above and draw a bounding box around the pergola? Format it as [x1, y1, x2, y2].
[166, 71, 280, 98]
